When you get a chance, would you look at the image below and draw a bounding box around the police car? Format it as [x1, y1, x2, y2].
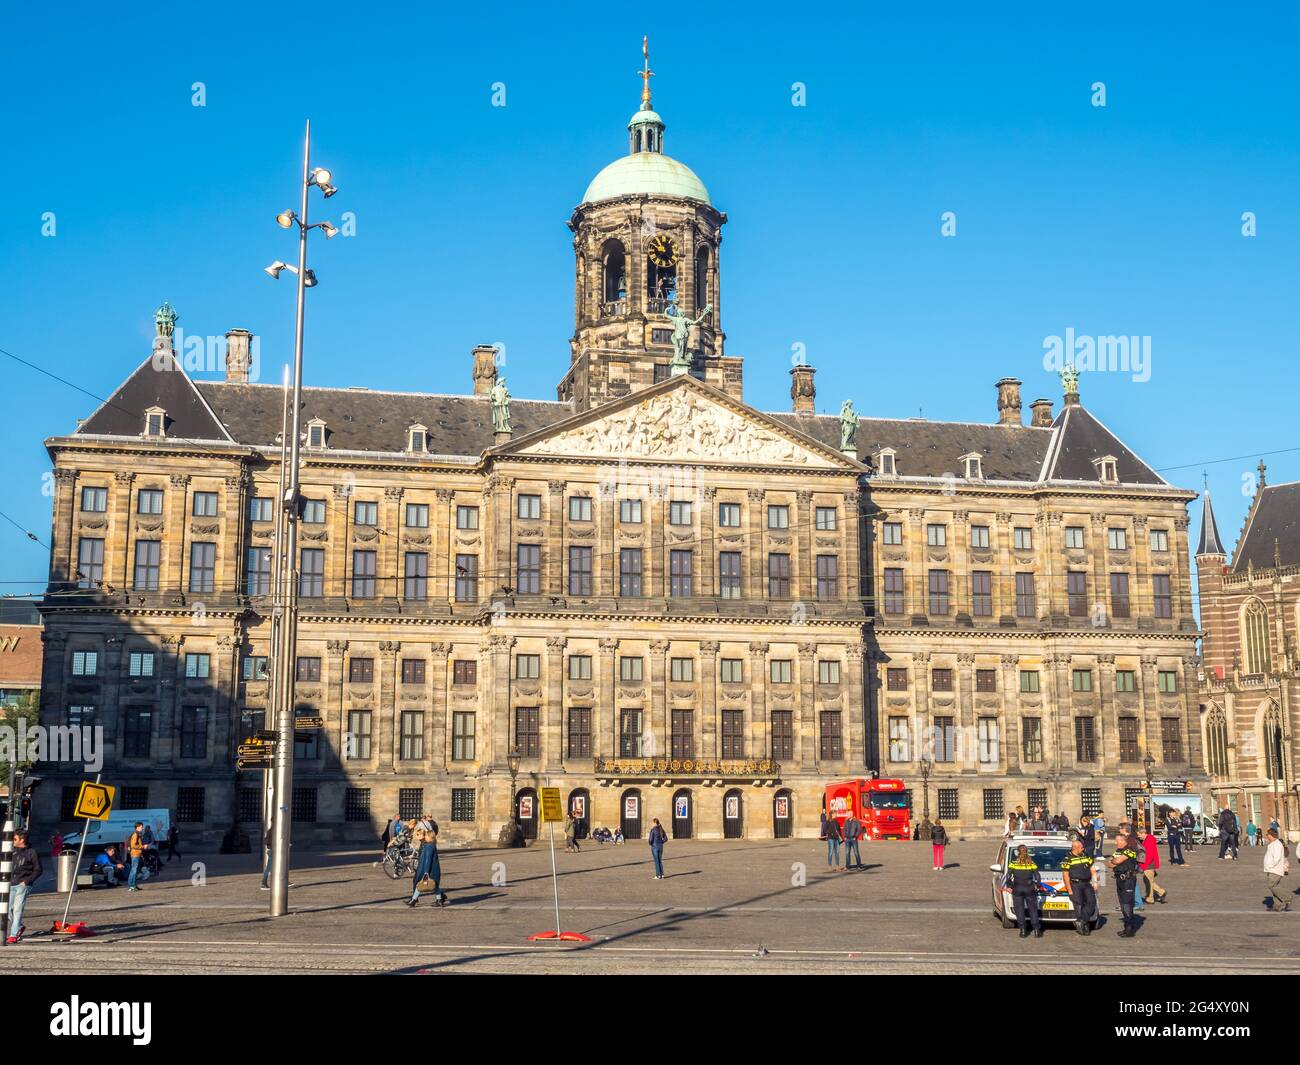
[989, 831, 1097, 929]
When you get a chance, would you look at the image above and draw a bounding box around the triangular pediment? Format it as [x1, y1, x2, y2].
[505, 376, 860, 469]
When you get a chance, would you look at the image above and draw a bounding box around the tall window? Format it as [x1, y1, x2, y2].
[881, 522, 902, 545]
[719, 551, 742, 598]
[137, 489, 164, 515]
[931, 668, 953, 692]
[888, 717, 910, 761]
[452, 713, 476, 760]
[1067, 571, 1087, 616]
[975, 669, 997, 692]
[767, 505, 790, 530]
[883, 568, 904, 614]
[815, 507, 837, 531]
[296, 657, 320, 681]
[300, 548, 324, 597]
[769, 659, 793, 684]
[453, 660, 477, 684]
[401, 659, 425, 685]
[971, 571, 992, 616]
[349, 658, 374, 683]
[1072, 669, 1093, 692]
[887, 668, 908, 691]
[983, 789, 1005, 821]
[246, 547, 272, 595]
[180, 707, 207, 758]
[123, 708, 152, 758]
[619, 548, 643, 597]
[933, 718, 957, 762]
[926, 524, 946, 547]
[771, 710, 793, 760]
[186, 653, 211, 679]
[80, 486, 107, 512]
[514, 707, 540, 757]
[568, 655, 592, 680]
[1161, 718, 1183, 763]
[1110, 573, 1130, 618]
[1013, 527, 1033, 550]
[568, 546, 593, 596]
[568, 708, 592, 757]
[620, 499, 642, 524]
[669, 500, 692, 526]
[403, 552, 428, 599]
[720, 658, 743, 683]
[721, 710, 744, 759]
[669, 550, 693, 597]
[455, 554, 478, 602]
[77, 538, 104, 589]
[670, 657, 694, 682]
[1074, 717, 1097, 762]
[347, 710, 373, 759]
[927, 570, 949, 615]
[517, 494, 541, 520]
[516, 544, 541, 594]
[1107, 527, 1128, 551]
[718, 502, 741, 527]
[1244, 600, 1271, 674]
[1019, 670, 1039, 693]
[404, 503, 429, 528]
[1118, 718, 1140, 763]
[192, 492, 219, 517]
[1015, 572, 1036, 617]
[353, 500, 378, 525]
[1064, 526, 1084, 549]
[815, 555, 838, 600]
[938, 789, 959, 821]
[1157, 669, 1178, 693]
[1150, 529, 1169, 552]
[515, 654, 540, 680]
[620, 657, 643, 682]
[133, 540, 161, 590]
[819, 711, 843, 760]
[188, 542, 215, 593]
[1152, 574, 1172, 618]
[818, 660, 841, 685]
[456, 505, 479, 529]
[970, 525, 990, 549]
[1205, 707, 1229, 776]
[352, 550, 376, 598]
[768, 553, 791, 598]
[1021, 718, 1043, 763]
[302, 499, 326, 524]
[619, 709, 643, 756]
[248, 496, 273, 522]
[128, 652, 155, 677]
[670, 709, 694, 759]
[1264, 705, 1284, 780]
[568, 496, 592, 522]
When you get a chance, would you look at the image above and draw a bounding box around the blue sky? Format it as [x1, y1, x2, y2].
[1, 3, 1296, 599]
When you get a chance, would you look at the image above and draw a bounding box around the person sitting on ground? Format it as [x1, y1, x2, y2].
[613, 828, 625, 845]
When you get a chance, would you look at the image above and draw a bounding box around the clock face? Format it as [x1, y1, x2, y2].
[647, 233, 678, 268]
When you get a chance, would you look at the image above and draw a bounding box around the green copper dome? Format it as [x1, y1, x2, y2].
[582, 151, 711, 206]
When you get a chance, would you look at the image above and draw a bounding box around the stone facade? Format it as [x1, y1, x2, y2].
[32, 66, 1206, 844]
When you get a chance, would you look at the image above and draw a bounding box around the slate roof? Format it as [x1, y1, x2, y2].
[1196, 489, 1226, 556]
[1039, 402, 1165, 485]
[1231, 482, 1300, 572]
[771, 413, 1052, 482]
[76, 351, 232, 442]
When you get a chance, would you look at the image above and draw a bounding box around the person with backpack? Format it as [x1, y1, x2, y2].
[648, 818, 668, 880]
[1217, 805, 1238, 859]
[931, 819, 950, 871]
[165, 824, 181, 862]
[1263, 828, 1291, 912]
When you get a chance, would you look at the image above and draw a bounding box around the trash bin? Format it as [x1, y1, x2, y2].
[56, 851, 77, 893]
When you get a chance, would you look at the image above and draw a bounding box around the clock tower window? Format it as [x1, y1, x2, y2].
[601, 239, 627, 315]
[646, 232, 679, 314]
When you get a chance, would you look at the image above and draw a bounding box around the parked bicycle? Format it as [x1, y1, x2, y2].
[381, 836, 418, 880]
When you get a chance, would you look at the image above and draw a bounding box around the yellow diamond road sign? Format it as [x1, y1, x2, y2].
[73, 782, 116, 821]
[540, 787, 564, 824]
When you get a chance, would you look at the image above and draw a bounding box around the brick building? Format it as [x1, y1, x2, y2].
[33, 54, 1205, 843]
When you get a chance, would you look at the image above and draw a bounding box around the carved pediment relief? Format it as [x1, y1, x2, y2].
[456, 535, 480, 547]
[720, 689, 747, 701]
[887, 697, 911, 707]
[403, 533, 431, 546]
[354, 527, 380, 543]
[252, 529, 273, 541]
[301, 529, 328, 542]
[136, 519, 164, 533]
[926, 551, 950, 564]
[815, 537, 840, 548]
[670, 688, 695, 700]
[519, 386, 844, 468]
[969, 551, 994, 564]
[570, 527, 595, 539]
[569, 686, 595, 699]
[514, 685, 541, 698]
[882, 550, 906, 563]
[620, 687, 645, 698]
[79, 517, 109, 531]
[297, 686, 323, 700]
[192, 521, 221, 536]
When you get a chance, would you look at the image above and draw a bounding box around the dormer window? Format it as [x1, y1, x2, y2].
[961, 452, 983, 480]
[876, 449, 897, 477]
[144, 407, 166, 438]
[407, 424, 428, 453]
[306, 419, 327, 449]
[1092, 456, 1119, 484]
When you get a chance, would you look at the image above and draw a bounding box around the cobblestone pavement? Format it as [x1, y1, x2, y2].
[4, 839, 1297, 974]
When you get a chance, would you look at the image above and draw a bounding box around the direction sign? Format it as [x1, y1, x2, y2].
[540, 787, 564, 824]
[73, 781, 116, 821]
[254, 730, 279, 741]
[237, 758, 273, 771]
[294, 715, 324, 730]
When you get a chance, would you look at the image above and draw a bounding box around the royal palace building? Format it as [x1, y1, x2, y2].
[1196, 470, 1299, 833]
[34, 60, 1206, 844]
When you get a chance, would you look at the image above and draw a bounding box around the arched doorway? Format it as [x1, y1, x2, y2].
[672, 788, 693, 839]
[723, 788, 744, 839]
[514, 788, 538, 841]
[773, 789, 794, 839]
[620, 788, 643, 840]
[568, 788, 590, 840]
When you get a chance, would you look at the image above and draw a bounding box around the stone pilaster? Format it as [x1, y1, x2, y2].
[649, 639, 669, 756]
[111, 472, 135, 590]
[846, 641, 866, 768]
[324, 640, 348, 771]
[598, 638, 619, 758]
[377, 641, 400, 770]
[798, 642, 818, 768]
[434, 490, 454, 603]
[167, 474, 190, 594]
[749, 641, 769, 763]
[329, 483, 351, 600]
[429, 642, 449, 771]
[488, 634, 513, 769]
[747, 490, 765, 597]
[796, 490, 813, 603]
[545, 635, 565, 771]
[223, 473, 249, 602]
[844, 490, 862, 603]
[699, 640, 719, 757]
[381, 487, 404, 604]
[50, 468, 77, 586]
[700, 488, 716, 596]
[547, 481, 565, 596]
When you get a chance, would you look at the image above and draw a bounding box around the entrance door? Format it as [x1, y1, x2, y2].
[773, 789, 793, 838]
[515, 788, 538, 841]
[672, 788, 693, 839]
[723, 788, 744, 839]
[621, 788, 643, 840]
[568, 789, 590, 839]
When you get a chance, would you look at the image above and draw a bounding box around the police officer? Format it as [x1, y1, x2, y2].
[1109, 831, 1142, 937]
[1006, 844, 1044, 939]
[1061, 838, 1097, 936]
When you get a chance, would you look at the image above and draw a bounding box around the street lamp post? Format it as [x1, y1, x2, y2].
[265, 119, 339, 918]
[1142, 752, 1156, 830]
[918, 756, 932, 837]
[506, 747, 523, 846]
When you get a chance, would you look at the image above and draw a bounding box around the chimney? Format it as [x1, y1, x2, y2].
[789, 364, 816, 414]
[995, 377, 1022, 426]
[1030, 398, 1053, 427]
[225, 329, 253, 384]
[472, 344, 499, 396]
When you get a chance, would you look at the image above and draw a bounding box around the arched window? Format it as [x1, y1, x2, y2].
[694, 245, 710, 310]
[1243, 599, 1271, 675]
[1264, 703, 1285, 781]
[600, 240, 626, 313]
[1205, 705, 1229, 777]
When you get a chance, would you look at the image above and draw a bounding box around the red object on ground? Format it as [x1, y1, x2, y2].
[825, 778, 912, 841]
[50, 920, 96, 937]
[526, 930, 592, 942]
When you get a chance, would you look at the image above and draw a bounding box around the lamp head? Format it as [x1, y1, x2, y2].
[276, 210, 297, 229]
[264, 261, 289, 279]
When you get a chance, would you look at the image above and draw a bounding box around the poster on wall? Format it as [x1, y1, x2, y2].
[624, 795, 639, 819]
[571, 795, 586, 819]
[775, 795, 790, 820]
[675, 794, 689, 819]
[519, 795, 534, 820]
[725, 794, 740, 819]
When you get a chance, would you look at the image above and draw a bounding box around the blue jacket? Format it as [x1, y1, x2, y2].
[648, 825, 667, 848]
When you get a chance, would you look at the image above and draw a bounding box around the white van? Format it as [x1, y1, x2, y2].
[64, 808, 171, 850]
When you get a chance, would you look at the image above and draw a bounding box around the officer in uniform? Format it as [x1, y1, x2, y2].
[1109, 831, 1142, 937]
[1006, 844, 1044, 939]
[1061, 838, 1097, 936]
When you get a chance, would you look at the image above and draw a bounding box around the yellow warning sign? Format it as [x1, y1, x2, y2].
[73, 782, 116, 821]
[540, 787, 564, 824]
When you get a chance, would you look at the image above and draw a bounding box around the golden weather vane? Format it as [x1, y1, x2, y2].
[638, 35, 654, 108]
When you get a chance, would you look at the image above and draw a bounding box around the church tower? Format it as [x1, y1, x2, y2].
[560, 38, 742, 411]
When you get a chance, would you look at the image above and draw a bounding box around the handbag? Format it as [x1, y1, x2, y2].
[417, 874, 435, 892]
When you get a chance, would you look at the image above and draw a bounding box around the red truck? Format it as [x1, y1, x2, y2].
[825, 778, 912, 841]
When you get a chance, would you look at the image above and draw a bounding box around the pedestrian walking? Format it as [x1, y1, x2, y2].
[50, 831, 64, 859]
[1006, 844, 1044, 939]
[126, 822, 145, 891]
[648, 818, 667, 880]
[824, 815, 842, 867]
[820, 810, 828, 841]
[1263, 828, 1291, 912]
[564, 813, 580, 853]
[165, 824, 180, 862]
[5, 830, 43, 944]
[1076, 814, 1096, 858]
[1246, 820, 1258, 847]
[1217, 806, 1238, 859]
[406, 816, 445, 907]
[1109, 832, 1142, 937]
[1136, 826, 1168, 904]
[931, 820, 949, 871]
[843, 813, 863, 870]
[1181, 808, 1196, 851]
[1093, 811, 1107, 858]
[1061, 838, 1097, 936]
[260, 828, 273, 890]
[1167, 816, 1184, 865]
